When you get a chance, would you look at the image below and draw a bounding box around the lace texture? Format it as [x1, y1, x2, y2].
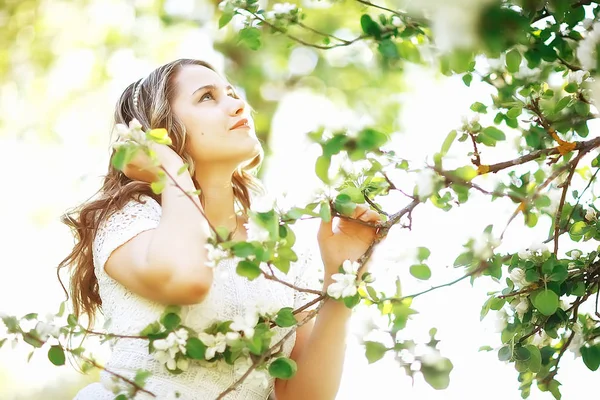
[74, 195, 322, 400]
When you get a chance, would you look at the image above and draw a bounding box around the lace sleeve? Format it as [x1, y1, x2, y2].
[292, 240, 324, 312]
[93, 195, 161, 276]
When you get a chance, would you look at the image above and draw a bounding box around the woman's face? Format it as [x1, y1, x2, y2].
[170, 64, 261, 169]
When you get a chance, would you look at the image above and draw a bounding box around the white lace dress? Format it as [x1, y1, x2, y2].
[73, 195, 322, 400]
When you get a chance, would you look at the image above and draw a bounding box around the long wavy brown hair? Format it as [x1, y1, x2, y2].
[57, 58, 264, 329]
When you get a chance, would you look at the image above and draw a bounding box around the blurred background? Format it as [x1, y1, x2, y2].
[0, 0, 598, 399]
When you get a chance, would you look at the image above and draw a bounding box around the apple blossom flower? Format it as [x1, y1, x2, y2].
[577, 21, 600, 71]
[204, 243, 231, 268]
[585, 208, 597, 221]
[327, 260, 361, 299]
[230, 311, 260, 339]
[568, 70, 590, 85]
[509, 268, 528, 288]
[245, 219, 271, 242]
[153, 328, 189, 371]
[514, 297, 529, 320]
[415, 168, 443, 200]
[495, 310, 508, 333]
[234, 356, 271, 389]
[570, 250, 582, 259]
[198, 332, 227, 360]
[472, 232, 501, 260]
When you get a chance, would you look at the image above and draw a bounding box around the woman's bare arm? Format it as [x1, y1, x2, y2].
[105, 162, 213, 305]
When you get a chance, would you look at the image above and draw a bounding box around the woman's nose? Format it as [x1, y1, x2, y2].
[228, 97, 246, 116]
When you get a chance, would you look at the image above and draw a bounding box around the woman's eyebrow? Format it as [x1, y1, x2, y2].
[191, 84, 234, 96]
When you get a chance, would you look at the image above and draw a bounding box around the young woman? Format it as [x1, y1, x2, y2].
[62, 58, 380, 399]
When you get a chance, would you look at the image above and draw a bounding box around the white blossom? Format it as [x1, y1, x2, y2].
[568, 330, 585, 358]
[273, 2, 297, 15]
[514, 297, 529, 320]
[198, 332, 227, 360]
[391, 15, 402, 27]
[406, 0, 494, 52]
[518, 248, 532, 260]
[529, 241, 548, 254]
[420, 348, 443, 366]
[204, 243, 230, 268]
[250, 194, 276, 213]
[230, 311, 260, 339]
[153, 328, 189, 371]
[472, 232, 501, 260]
[577, 21, 600, 71]
[34, 321, 61, 341]
[570, 249, 582, 259]
[567, 70, 590, 85]
[327, 260, 360, 299]
[585, 208, 597, 221]
[495, 310, 508, 333]
[103, 375, 130, 395]
[509, 268, 528, 288]
[245, 219, 271, 242]
[530, 331, 551, 347]
[327, 273, 358, 299]
[253, 298, 281, 318]
[234, 356, 271, 389]
[114, 118, 146, 144]
[415, 168, 442, 200]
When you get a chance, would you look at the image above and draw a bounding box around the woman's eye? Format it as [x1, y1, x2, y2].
[200, 92, 214, 102]
[228, 92, 239, 99]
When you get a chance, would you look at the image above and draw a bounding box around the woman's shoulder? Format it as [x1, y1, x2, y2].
[100, 194, 162, 228]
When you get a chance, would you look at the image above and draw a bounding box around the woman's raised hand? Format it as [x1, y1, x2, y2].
[113, 120, 185, 183]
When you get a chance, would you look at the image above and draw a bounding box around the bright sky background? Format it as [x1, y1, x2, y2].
[1, 3, 599, 399]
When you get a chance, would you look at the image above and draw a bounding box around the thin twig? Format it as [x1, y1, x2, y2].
[216, 303, 324, 399]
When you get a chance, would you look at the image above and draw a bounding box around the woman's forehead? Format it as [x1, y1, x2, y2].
[174, 65, 229, 94]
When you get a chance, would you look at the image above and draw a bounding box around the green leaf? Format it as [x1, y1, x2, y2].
[186, 337, 207, 360]
[482, 126, 506, 141]
[570, 221, 587, 236]
[334, 194, 357, 216]
[134, 370, 152, 387]
[470, 102, 488, 113]
[409, 264, 431, 280]
[525, 345, 542, 373]
[238, 27, 261, 50]
[532, 290, 559, 316]
[417, 247, 431, 262]
[506, 107, 522, 119]
[48, 345, 65, 366]
[564, 82, 578, 93]
[151, 180, 166, 194]
[452, 166, 477, 181]
[378, 38, 399, 59]
[440, 130, 457, 156]
[343, 293, 361, 308]
[177, 163, 189, 175]
[268, 357, 297, 379]
[498, 345, 512, 361]
[462, 73, 473, 87]
[555, 96, 571, 114]
[219, 10, 235, 29]
[581, 345, 600, 371]
[275, 308, 297, 328]
[161, 313, 181, 330]
[339, 187, 365, 204]
[232, 241, 257, 258]
[236, 260, 262, 280]
[319, 202, 331, 222]
[421, 358, 453, 390]
[315, 155, 331, 183]
[506, 49, 522, 73]
[360, 14, 381, 38]
[365, 341, 388, 363]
